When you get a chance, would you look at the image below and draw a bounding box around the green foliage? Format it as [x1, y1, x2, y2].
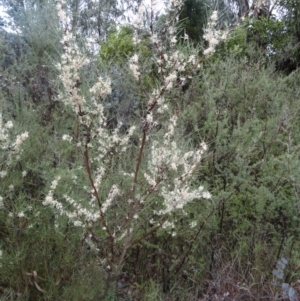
[100, 25, 152, 67]
[214, 17, 290, 61]
[247, 17, 288, 50]
[99, 25, 157, 92]
[179, 0, 208, 43]
[100, 26, 136, 66]
[211, 9, 300, 74]
[174, 54, 300, 286]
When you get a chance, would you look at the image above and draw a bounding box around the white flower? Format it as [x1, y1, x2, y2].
[203, 11, 228, 57]
[130, 54, 139, 63]
[102, 184, 119, 213]
[190, 221, 197, 228]
[210, 11, 218, 22]
[8, 185, 14, 191]
[43, 194, 54, 206]
[202, 191, 211, 199]
[18, 211, 25, 218]
[151, 33, 159, 44]
[0, 171, 7, 178]
[210, 37, 219, 47]
[62, 134, 73, 142]
[129, 55, 140, 80]
[162, 221, 175, 229]
[13, 132, 29, 150]
[188, 55, 196, 64]
[171, 162, 177, 170]
[170, 36, 177, 44]
[200, 142, 208, 151]
[0, 196, 4, 209]
[165, 71, 177, 90]
[89, 77, 111, 98]
[50, 176, 61, 190]
[146, 112, 153, 123]
[74, 220, 83, 227]
[22, 170, 27, 177]
[5, 121, 13, 129]
[203, 47, 215, 56]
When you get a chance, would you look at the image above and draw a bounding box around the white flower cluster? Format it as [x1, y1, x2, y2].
[43, 162, 126, 228]
[161, 220, 175, 229]
[89, 76, 111, 98]
[17, 211, 25, 218]
[130, 2, 200, 120]
[43, 176, 100, 227]
[164, 115, 177, 142]
[158, 184, 211, 215]
[63, 194, 99, 225]
[0, 114, 14, 150]
[56, 1, 134, 151]
[144, 115, 210, 214]
[44, 2, 138, 230]
[12, 132, 29, 151]
[0, 170, 7, 179]
[101, 184, 119, 213]
[84, 234, 100, 252]
[127, 1, 212, 221]
[56, 1, 111, 114]
[129, 54, 140, 81]
[157, 40, 199, 94]
[89, 115, 136, 168]
[148, 89, 168, 114]
[56, 29, 89, 111]
[56, 0, 68, 24]
[62, 134, 73, 142]
[0, 114, 29, 181]
[203, 11, 228, 56]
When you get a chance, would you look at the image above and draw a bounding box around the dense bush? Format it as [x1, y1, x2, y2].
[176, 53, 300, 282]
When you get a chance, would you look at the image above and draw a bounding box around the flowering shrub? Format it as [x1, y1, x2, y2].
[37, 0, 229, 296]
[0, 113, 29, 282]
